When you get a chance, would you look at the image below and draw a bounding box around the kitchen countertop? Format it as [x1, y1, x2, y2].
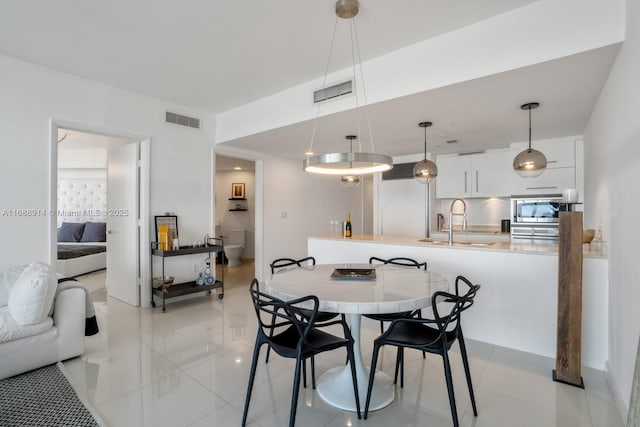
[307, 234, 607, 258]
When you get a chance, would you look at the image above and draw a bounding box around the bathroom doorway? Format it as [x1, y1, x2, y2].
[214, 155, 256, 273]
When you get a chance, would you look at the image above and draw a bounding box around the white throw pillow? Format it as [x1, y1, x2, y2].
[8, 262, 57, 326]
[0, 265, 27, 307]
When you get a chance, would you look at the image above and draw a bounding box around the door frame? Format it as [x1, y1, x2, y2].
[48, 119, 151, 305]
[212, 144, 264, 281]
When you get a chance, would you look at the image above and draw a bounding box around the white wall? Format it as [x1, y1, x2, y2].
[261, 155, 365, 278]
[215, 170, 255, 258]
[583, 0, 640, 419]
[0, 54, 214, 285]
[433, 198, 511, 229]
[58, 147, 107, 169]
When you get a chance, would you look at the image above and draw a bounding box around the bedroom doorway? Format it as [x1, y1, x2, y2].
[51, 123, 150, 307]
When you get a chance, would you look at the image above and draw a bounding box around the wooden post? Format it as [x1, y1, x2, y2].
[553, 211, 585, 388]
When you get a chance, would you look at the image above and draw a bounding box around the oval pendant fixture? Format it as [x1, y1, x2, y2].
[413, 121, 438, 184]
[513, 102, 547, 178]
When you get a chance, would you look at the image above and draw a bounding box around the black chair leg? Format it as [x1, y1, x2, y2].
[458, 335, 478, 416]
[364, 342, 382, 419]
[265, 346, 271, 363]
[346, 344, 362, 419]
[379, 321, 384, 334]
[242, 339, 262, 427]
[302, 359, 307, 388]
[311, 356, 316, 390]
[442, 350, 460, 427]
[393, 347, 405, 388]
[400, 348, 404, 388]
[289, 356, 303, 427]
[393, 347, 401, 385]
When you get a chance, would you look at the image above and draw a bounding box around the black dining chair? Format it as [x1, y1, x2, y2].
[242, 279, 361, 427]
[363, 277, 480, 427]
[267, 256, 344, 389]
[364, 257, 427, 333]
[393, 275, 480, 388]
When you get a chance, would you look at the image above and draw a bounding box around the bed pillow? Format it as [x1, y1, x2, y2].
[58, 222, 86, 242]
[8, 262, 57, 326]
[81, 222, 107, 242]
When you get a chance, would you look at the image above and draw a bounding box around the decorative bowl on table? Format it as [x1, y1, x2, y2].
[582, 229, 595, 244]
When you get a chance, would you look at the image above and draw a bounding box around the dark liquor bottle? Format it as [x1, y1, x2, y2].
[345, 212, 352, 238]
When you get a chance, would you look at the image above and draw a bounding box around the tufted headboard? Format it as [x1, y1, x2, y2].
[57, 172, 107, 227]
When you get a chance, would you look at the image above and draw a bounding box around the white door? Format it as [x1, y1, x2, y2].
[106, 143, 140, 306]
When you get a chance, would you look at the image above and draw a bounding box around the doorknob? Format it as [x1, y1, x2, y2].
[106, 229, 112, 234]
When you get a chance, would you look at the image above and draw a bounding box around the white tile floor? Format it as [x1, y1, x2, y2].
[64, 264, 625, 427]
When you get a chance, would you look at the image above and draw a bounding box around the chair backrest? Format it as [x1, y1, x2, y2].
[369, 256, 427, 270]
[249, 279, 319, 346]
[431, 278, 480, 334]
[270, 256, 316, 274]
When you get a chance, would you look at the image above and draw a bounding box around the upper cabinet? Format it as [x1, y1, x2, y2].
[509, 139, 576, 195]
[435, 149, 511, 199]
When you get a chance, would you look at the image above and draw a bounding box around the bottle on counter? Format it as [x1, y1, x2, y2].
[345, 212, 352, 238]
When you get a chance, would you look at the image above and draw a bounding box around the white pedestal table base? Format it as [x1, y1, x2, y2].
[316, 313, 395, 412]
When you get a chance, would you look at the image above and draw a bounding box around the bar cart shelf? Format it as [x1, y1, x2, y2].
[151, 239, 224, 312]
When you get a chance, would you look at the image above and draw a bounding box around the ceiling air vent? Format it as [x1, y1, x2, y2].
[313, 80, 353, 103]
[165, 111, 200, 129]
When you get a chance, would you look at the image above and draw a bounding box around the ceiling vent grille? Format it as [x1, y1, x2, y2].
[313, 80, 353, 103]
[166, 111, 200, 129]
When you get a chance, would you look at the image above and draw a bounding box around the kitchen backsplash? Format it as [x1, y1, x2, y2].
[432, 197, 510, 230]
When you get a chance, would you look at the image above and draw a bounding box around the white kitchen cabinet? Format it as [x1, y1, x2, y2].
[509, 167, 576, 195]
[435, 149, 510, 198]
[510, 139, 577, 195]
[510, 139, 575, 168]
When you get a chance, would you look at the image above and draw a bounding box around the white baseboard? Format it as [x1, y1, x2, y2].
[605, 360, 629, 425]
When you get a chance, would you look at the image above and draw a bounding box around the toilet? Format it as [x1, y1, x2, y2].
[224, 229, 245, 267]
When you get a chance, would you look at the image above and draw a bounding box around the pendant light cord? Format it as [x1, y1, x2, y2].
[349, 19, 362, 152]
[353, 18, 375, 154]
[528, 106, 532, 152]
[424, 125, 428, 161]
[307, 15, 339, 156]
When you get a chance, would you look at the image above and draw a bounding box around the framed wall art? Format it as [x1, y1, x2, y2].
[231, 183, 245, 199]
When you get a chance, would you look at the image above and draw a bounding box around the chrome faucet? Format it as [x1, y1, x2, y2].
[448, 198, 467, 245]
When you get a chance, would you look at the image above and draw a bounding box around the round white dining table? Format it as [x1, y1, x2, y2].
[266, 263, 449, 412]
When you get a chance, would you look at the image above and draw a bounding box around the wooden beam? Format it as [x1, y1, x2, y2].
[553, 211, 584, 388]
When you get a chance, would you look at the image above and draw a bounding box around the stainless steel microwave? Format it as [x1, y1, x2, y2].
[510, 195, 565, 240]
[511, 194, 564, 224]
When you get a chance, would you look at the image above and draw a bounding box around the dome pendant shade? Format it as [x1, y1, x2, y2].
[514, 102, 547, 178]
[513, 148, 547, 178]
[413, 159, 438, 184]
[414, 121, 437, 184]
[341, 175, 361, 188]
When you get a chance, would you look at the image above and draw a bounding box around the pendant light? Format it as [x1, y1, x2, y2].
[513, 102, 547, 178]
[413, 121, 438, 184]
[341, 135, 361, 188]
[303, 0, 393, 176]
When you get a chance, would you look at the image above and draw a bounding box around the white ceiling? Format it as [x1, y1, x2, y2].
[57, 129, 134, 150]
[0, 0, 620, 159]
[0, 0, 534, 113]
[216, 155, 255, 172]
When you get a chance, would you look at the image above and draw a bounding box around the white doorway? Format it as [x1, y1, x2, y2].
[212, 146, 263, 281]
[50, 121, 150, 307]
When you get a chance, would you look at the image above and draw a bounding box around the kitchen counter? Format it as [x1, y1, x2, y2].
[307, 234, 608, 369]
[308, 234, 606, 258]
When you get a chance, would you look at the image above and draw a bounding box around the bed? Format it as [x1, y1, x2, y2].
[56, 175, 108, 278]
[56, 222, 107, 278]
